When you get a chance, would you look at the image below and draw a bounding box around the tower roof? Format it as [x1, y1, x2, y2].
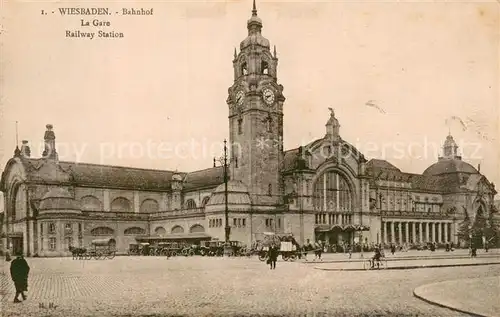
[241, 0, 269, 49]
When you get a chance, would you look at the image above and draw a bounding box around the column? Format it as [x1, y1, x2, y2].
[444, 223, 448, 243]
[382, 222, 387, 244]
[405, 222, 409, 244]
[437, 222, 442, 243]
[398, 222, 403, 245]
[430, 223, 434, 242]
[418, 222, 423, 243]
[390, 222, 395, 244]
[411, 222, 416, 243]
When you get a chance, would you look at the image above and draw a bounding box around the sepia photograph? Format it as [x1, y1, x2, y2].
[0, 0, 499, 316]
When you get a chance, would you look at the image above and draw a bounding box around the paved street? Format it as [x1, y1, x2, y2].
[1, 255, 499, 317]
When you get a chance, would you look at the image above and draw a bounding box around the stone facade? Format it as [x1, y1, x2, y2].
[0, 3, 498, 257]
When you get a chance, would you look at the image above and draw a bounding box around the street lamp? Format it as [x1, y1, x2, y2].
[213, 139, 234, 256]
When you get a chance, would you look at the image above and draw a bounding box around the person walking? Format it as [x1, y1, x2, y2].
[10, 253, 30, 303]
[267, 245, 278, 269]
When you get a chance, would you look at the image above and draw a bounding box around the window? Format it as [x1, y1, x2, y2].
[233, 218, 237, 226]
[65, 237, 73, 250]
[48, 222, 56, 234]
[241, 62, 248, 75]
[267, 117, 272, 133]
[185, 199, 197, 209]
[78, 223, 82, 236]
[64, 223, 72, 235]
[277, 218, 281, 228]
[261, 61, 269, 74]
[201, 196, 210, 207]
[268, 184, 272, 196]
[90, 227, 114, 236]
[49, 237, 56, 251]
[238, 119, 243, 134]
[242, 219, 246, 227]
[124, 227, 146, 235]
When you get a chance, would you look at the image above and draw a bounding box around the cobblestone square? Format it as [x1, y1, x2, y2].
[1, 256, 499, 316]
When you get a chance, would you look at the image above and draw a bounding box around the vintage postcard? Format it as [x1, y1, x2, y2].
[0, 0, 499, 316]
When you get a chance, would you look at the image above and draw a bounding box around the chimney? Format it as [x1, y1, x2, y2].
[42, 124, 58, 160]
[20, 140, 31, 157]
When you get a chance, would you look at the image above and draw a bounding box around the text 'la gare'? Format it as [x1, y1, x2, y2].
[81, 19, 110, 27]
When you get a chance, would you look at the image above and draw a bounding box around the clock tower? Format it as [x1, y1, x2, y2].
[227, 0, 285, 206]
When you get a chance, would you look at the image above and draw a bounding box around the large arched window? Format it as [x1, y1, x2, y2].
[189, 224, 205, 233]
[140, 199, 159, 213]
[313, 170, 352, 212]
[201, 196, 210, 207]
[91, 227, 114, 236]
[185, 199, 196, 209]
[81, 195, 102, 211]
[171, 225, 184, 234]
[124, 227, 146, 235]
[110, 197, 132, 212]
[155, 226, 166, 236]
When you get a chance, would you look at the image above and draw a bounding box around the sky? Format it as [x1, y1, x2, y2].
[1, 0, 499, 196]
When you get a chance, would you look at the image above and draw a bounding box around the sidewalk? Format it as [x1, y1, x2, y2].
[413, 276, 500, 317]
[314, 257, 500, 271]
[302, 248, 500, 264]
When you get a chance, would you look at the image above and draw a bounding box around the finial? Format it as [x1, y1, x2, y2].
[252, 0, 257, 16]
[15, 121, 19, 146]
[273, 45, 277, 58]
[234, 47, 237, 59]
[328, 107, 335, 117]
[14, 146, 21, 157]
[213, 157, 216, 168]
[46, 124, 53, 130]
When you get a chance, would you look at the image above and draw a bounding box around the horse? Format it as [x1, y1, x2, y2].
[69, 246, 87, 259]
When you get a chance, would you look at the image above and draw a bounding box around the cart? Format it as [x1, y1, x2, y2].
[85, 238, 117, 260]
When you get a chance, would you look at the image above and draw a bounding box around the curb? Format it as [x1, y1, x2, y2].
[302, 254, 500, 264]
[413, 285, 488, 317]
[314, 261, 500, 271]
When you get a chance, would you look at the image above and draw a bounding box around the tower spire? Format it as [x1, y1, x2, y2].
[15, 121, 19, 146]
[252, 0, 257, 16]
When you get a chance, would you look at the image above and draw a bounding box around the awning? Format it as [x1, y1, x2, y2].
[136, 233, 211, 241]
[91, 238, 116, 246]
[7, 232, 23, 238]
[315, 224, 370, 232]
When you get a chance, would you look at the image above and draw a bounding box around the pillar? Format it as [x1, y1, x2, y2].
[430, 223, 434, 242]
[444, 223, 448, 243]
[398, 222, 403, 245]
[437, 222, 442, 243]
[411, 222, 416, 243]
[418, 222, 423, 243]
[404, 222, 409, 244]
[390, 222, 395, 243]
[382, 222, 387, 244]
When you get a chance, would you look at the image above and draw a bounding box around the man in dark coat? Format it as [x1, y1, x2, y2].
[267, 245, 278, 270]
[10, 253, 30, 303]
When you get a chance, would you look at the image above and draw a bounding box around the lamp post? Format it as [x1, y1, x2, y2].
[213, 139, 233, 256]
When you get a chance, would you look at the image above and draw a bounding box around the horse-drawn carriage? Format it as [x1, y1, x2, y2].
[257, 233, 301, 262]
[71, 238, 116, 260]
[128, 242, 151, 256]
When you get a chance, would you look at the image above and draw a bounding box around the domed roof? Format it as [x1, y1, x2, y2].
[423, 159, 478, 176]
[39, 187, 81, 213]
[172, 173, 183, 181]
[240, 1, 270, 49]
[206, 180, 251, 206]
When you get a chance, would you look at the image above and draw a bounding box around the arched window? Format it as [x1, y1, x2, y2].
[241, 62, 248, 75]
[124, 227, 146, 235]
[190, 224, 205, 233]
[81, 195, 102, 211]
[171, 225, 184, 234]
[261, 60, 269, 74]
[110, 197, 132, 212]
[238, 118, 243, 134]
[267, 117, 272, 133]
[155, 226, 166, 236]
[91, 227, 114, 236]
[313, 170, 352, 212]
[140, 199, 159, 213]
[201, 196, 210, 207]
[185, 199, 196, 209]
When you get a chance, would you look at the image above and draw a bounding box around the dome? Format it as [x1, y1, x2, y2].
[423, 159, 478, 176]
[172, 173, 183, 181]
[206, 180, 251, 206]
[39, 187, 81, 213]
[240, 34, 270, 49]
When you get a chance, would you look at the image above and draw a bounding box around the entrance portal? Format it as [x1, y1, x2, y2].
[11, 237, 23, 255]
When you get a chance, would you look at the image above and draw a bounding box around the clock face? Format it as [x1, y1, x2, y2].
[262, 88, 275, 105]
[235, 90, 245, 106]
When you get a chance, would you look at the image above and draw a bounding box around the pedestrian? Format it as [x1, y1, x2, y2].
[268, 245, 278, 269]
[10, 253, 30, 303]
[390, 243, 396, 255]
